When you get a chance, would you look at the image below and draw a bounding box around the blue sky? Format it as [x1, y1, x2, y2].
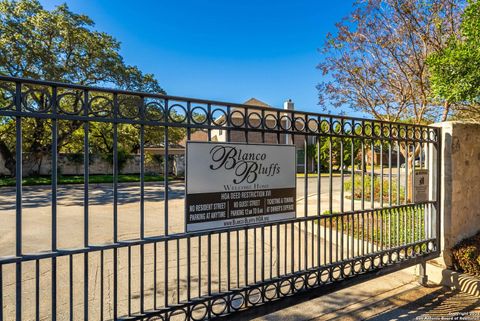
[40, 0, 357, 114]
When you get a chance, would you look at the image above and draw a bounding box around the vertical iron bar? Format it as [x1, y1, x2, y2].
[275, 224, 279, 278]
[112, 93, 119, 320]
[177, 239, 180, 304]
[236, 231, 239, 288]
[397, 139, 400, 247]
[69, 255, 73, 321]
[218, 234, 221, 293]
[15, 81, 22, 321]
[254, 228, 257, 284]
[389, 129, 392, 250]
[340, 135, 344, 261]
[208, 234, 211, 298]
[405, 140, 409, 205]
[380, 140, 383, 251]
[128, 246, 131, 315]
[227, 233, 230, 292]
[185, 101, 191, 305]
[328, 122, 333, 264]
[0, 265, 2, 321]
[51, 86, 58, 321]
[291, 128, 295, 273]
[351, 123, 355, 258]
[316, 133, 321, 268]
[277, 111, 282, 276]
[226, 105, 231, 303]
[35, 260, 39, 321]
[261, 226, 265, 282]
[370, 140, 374, 210]
[361, 125, 365, 256]
[100, 251, 104, 321]
[164, 99, 169, 308]
[154, 243, 157, 309]
[140, 97, 145, 314]
[244, 229, 248, 288]
[199, 236, 202, 297]
[186, 238, 190, 302]
[83, 89, 89, 321]
[261, 108, 266, 282]
[304, 135, 308, 270]
[412, 144, 415, 243]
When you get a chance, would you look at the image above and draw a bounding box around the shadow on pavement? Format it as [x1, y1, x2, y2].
[230, 284, 480, 321]
[358, 286, 480, 321]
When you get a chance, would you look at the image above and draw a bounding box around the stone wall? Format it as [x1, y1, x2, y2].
[0, 153, 184, 177]
[433, 121, 480, 268]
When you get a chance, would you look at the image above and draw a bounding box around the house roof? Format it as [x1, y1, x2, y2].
[243, 98, 271, 108]
[179, 130, 209, 146]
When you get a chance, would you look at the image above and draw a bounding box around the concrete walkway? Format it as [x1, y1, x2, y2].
[234, 269, 480, 321]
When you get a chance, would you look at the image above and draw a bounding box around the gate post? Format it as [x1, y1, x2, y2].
[418, 261, 428, 285]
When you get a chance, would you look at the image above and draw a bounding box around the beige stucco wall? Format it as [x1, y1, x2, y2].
[0, 153, 182, 177]
[434, 121, 480, 267]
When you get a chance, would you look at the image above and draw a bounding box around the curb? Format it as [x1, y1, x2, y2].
[422, 261, 480, 297]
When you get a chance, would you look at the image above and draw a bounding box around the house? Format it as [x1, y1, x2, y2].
[365, 146, 405, 165]
[209, 98, 315, 173]
[144, 98, 316, 173]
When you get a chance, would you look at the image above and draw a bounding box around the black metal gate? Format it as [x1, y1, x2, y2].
[0, 76, 441, 320]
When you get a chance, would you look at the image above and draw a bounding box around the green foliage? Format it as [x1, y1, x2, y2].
[65, 153, 84, 165]
[0, 0, 186, 176]
[428, 1, 480, 114]
[100, 147, 133, 171]
[0, 0, 162, 90]
[313, 123, 362, 171]
[452, 231, 480, 276]
[344, 175, 405, 203]
[320, 206, 425, 248]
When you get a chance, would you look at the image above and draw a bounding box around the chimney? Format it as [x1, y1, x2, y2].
[283, 99, 294, 111]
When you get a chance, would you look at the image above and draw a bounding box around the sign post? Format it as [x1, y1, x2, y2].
[186, 142, 296, 232]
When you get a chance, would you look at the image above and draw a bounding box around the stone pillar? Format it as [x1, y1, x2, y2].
[431, 121, 480, 268]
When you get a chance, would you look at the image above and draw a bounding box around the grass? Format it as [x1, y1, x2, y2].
[317, 207, 426, 247]
[0, 174, 179, 187]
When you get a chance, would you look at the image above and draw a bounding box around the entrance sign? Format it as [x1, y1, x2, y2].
[414, 169, 429, 202]
[186, 142, 296, 232]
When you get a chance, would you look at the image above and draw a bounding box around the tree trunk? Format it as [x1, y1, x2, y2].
[441, 101, 450, 122]
[0, 140, 16, 177]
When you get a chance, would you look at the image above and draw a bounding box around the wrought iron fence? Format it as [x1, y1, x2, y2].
[0, 75, 441, 320]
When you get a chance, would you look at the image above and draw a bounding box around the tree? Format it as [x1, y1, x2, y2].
[313, 123, 362, 171]
[0, 0, 183, 176]
[317, 0, 464, 124]
[428, 0, 480, 121]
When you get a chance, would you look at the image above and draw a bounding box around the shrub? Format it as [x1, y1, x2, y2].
[320, 206, 424, 247]
[344, 175, 405, 203]
[452, 231, 480, 276]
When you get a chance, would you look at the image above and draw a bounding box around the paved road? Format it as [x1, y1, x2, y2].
[0, 176, 383, 320]
[0, 177, 339, 210]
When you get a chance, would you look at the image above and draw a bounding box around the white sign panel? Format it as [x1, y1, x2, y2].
[414, 169, 429, 202]
[186, 142, 296, 232]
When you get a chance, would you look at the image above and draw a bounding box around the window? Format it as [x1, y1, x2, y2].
[296, 149, 305, 164]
